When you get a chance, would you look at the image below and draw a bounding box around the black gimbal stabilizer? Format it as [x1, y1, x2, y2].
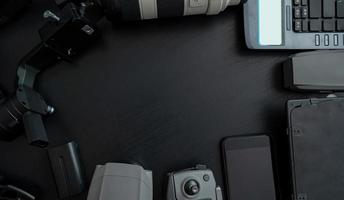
[0, 0, 102, 148]
[0, 0, 239, 148]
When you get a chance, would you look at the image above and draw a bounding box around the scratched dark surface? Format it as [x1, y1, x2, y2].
[0, 0, 311, 199]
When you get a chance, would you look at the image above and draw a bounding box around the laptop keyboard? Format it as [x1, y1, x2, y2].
[293, 0, 344, 32]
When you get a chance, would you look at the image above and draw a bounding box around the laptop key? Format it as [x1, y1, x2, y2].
[301, 7, 308, 18]
[294, 20, 302, 32]
[337, 19, 344, 31]
[315, 34, 321, 46]
[294, 0, 301, 5]
[302, 0, 307, 6]
[337, 0, 344, 18]
[324, 34, 330, 46]
[309, 0, 322, 18]
[323, 0, 336, 18]
[334, 34, 339, 46]
[323, 19, 336, 31]
[294, 7, 301, 18]
[310, 19, 322, 31]
[302, 20, 309, 32]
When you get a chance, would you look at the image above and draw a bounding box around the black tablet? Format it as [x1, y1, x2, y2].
[287, 97, 344, 200]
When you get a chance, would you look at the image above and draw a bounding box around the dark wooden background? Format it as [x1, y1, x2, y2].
[0, 0, 312, 199]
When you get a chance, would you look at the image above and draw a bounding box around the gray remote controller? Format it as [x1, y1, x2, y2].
[167, 165, 223, 200]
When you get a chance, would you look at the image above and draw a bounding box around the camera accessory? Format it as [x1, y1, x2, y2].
[0, 1, 101, 147]
[284, 50, 344, 92]
[87, 163, 153, 200]
[287, 97, 344, 200]
[98, 0, 241, 21]
[244, 0, 344, 49]
[166, 165, 222, 200]
[48, 141, 86, 199]
[0, 85, 53, 147]
[0, 0, 31, 26]
[222, 135, 277, 200]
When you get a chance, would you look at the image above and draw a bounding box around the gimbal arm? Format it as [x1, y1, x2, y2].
[0, 0, 102, 147]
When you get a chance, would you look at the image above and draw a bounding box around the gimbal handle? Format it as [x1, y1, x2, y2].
[0, 1, 101, 147]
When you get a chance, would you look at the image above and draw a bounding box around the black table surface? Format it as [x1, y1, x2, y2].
[0, 0, 312, 199]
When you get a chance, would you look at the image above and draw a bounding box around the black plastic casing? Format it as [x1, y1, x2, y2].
[284, 50, 344, 92]
[287, 98, 344, 200]
[48, 141, 86, 199]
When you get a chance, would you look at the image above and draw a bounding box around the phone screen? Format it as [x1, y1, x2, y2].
[222, 135, 276, 200]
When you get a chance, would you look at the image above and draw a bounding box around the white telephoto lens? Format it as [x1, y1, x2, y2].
[100, 0, 241, 21]
[184, 0, 241, 16]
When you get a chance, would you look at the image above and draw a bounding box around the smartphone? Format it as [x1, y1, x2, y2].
[222, 135, 277, 200]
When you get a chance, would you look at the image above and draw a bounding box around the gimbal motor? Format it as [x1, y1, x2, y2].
[0, 86, 54, 147]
